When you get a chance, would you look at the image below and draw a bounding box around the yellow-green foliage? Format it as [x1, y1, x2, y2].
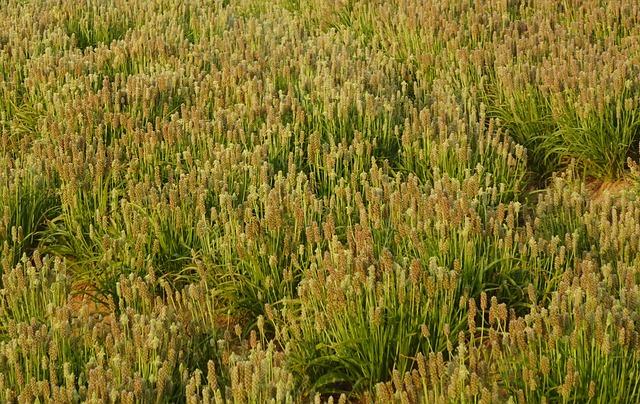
[1, 0, 640, 402]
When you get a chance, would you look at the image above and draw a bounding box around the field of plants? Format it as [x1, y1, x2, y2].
[1, 0, 640, 402]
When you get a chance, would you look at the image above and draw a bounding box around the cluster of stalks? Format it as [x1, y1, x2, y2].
[1, 0, 640, 402]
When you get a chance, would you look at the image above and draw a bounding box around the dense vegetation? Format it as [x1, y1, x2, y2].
[1, 0, 640, 402]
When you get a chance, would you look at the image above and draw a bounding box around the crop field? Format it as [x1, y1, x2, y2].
[1, 0, 640, 402]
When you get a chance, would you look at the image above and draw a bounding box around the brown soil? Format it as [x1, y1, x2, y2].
[587, 178, 632, 202]
[67, 282, 112, 316]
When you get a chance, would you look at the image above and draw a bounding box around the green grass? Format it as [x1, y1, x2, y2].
[2, 0, 640, 402]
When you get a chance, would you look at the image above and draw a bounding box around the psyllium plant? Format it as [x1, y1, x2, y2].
[186, 341, 295, 404]
[495, 258, 640, 403]
[375, 259, 640, 403]
[269, 164, 552, 394]
[372, 295, 510, 403]
[277, 248, 464, 394]
[0, 255, 230, 403]
[1, 0, 640, 401]
[0, 161, 59, 272]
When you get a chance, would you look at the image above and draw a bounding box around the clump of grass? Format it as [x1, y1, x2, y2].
[486, 82, 558, 178]
[544, 82, 640, 180]
[0, 160, 59, 273]
[275, 248, 464, 394]
[0, 255, 230, 403]
[399, 94, 528, 202]
[186, 340, 295, 403]
[376, 257, 640, 403]
[481, 0, 640, 180]
[270, 167, 559, 395]
[496, 260, 640, 402]
[62, 1, 135, 50]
